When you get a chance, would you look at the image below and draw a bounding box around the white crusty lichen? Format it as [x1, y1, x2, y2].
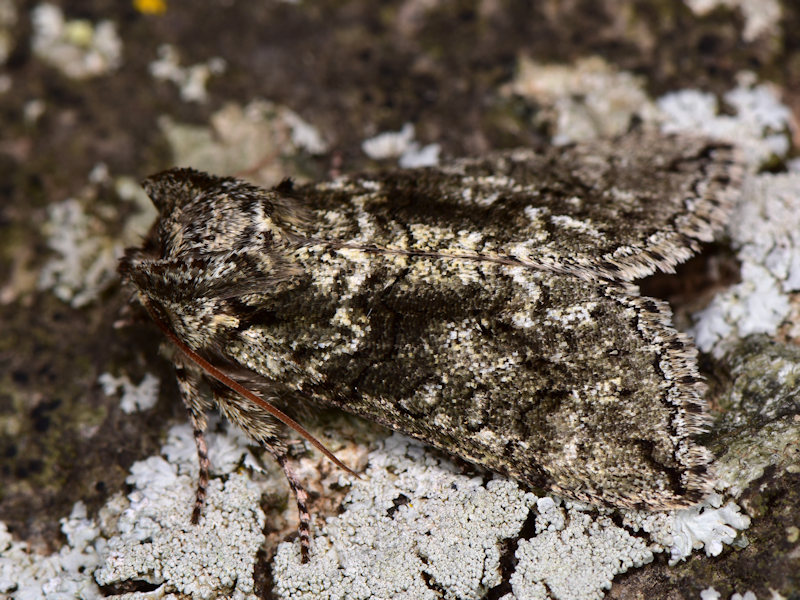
[273, 434, 537, 600]
[160, 99, 329, 188]
[271, 436, 751, 600]
[31, 3, 122, 79]
[503, 56, 791, 164]
[658, 74, 792, 166]
[149, 44, 227, 104]
[684, 0, 781, 42]
[1, 431, 751, 600]
[503, 56, 659, 145]
[700, 587, 722, 600]
[503, 499, 652, 600]
[38, 169, 157, 308]
[159, 421, 260, 480]
[1, 422, 269, 600]
[667, 498, 751, 563]
[0, 503, 102, 600]
[37, 196, 121, 307]
[701, 588, 759, 600]
[622, 493, 751, 565]
[95, 466, 265, 599]
[691, 172, 800, 355]
[94, 421, 268, 600]
[499, 495, 749, 600]
[654, 73, 800, 357]
[361, 123, 441, 167]
[98, 372, 160, 414]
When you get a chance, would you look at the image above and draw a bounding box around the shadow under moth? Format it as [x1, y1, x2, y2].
[119, 130, 742, 562]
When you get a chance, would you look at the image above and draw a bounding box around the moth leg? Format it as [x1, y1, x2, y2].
[174, 361, 214, 523]
[275, 452, 312, 563]
[212, 387, 313, 562]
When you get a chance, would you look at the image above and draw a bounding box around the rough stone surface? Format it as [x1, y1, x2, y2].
[2, 1, 799, 599]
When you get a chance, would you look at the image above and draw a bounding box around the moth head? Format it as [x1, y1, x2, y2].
[119, 168, 310, 346]
[142, 167, 220, 214]
[118, 250, 245, 349]
[141, 168, 311, 257]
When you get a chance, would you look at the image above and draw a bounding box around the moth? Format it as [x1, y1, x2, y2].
[119, 130, 741, 561]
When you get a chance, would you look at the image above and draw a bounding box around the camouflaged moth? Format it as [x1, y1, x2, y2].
[119, 130, 742, 561]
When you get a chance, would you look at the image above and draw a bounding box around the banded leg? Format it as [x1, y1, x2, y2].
[276, 453, 312, 563]
[189, 421, 210, 524]
[211, 386, 314, 562]
[174, 362, 213, 523]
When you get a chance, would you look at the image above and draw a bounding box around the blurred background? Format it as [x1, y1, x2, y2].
[0, 1, 798, 598]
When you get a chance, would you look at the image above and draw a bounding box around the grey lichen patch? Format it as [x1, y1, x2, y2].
[502, 56, 659, 145]
[505, 495, 750, 598]
[504, 55, 791, 167]
[709, 336, 800, 498]
[659, 495, 750, 563]
[684, 0, 782, 42]
[38, 196, 120, 307]
[98, 372, 160, 414]
[503, 499, 653, 600]
[0, 427, 753, 600]
[700, 587, 759, 600]
[149, 44, 227, 104]
[0, 503, 102, 599]
[272, 437, 751, 600]
[2, 419, 298, 600]
[160, 99, 329, 188]
[95, 470, 265, 599]
[272, 435, 537, 600]
[658, 74, 792, 166]
[31, 3, 122, 79]
[94, 423, 268, 600]
[692, 173, 800, 355]
[715, 336, 800, 433]
[361, 122, 441, 167]
[716, 415, 800, 501]
[38, 170, 157, 308]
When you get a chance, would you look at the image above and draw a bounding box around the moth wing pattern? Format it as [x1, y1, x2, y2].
[314, 131, 738, 282]
[120, 130, 742, 555]
[224, 254, 711, 510]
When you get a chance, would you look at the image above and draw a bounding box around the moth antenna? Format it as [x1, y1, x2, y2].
[141, 298, 360, 479]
